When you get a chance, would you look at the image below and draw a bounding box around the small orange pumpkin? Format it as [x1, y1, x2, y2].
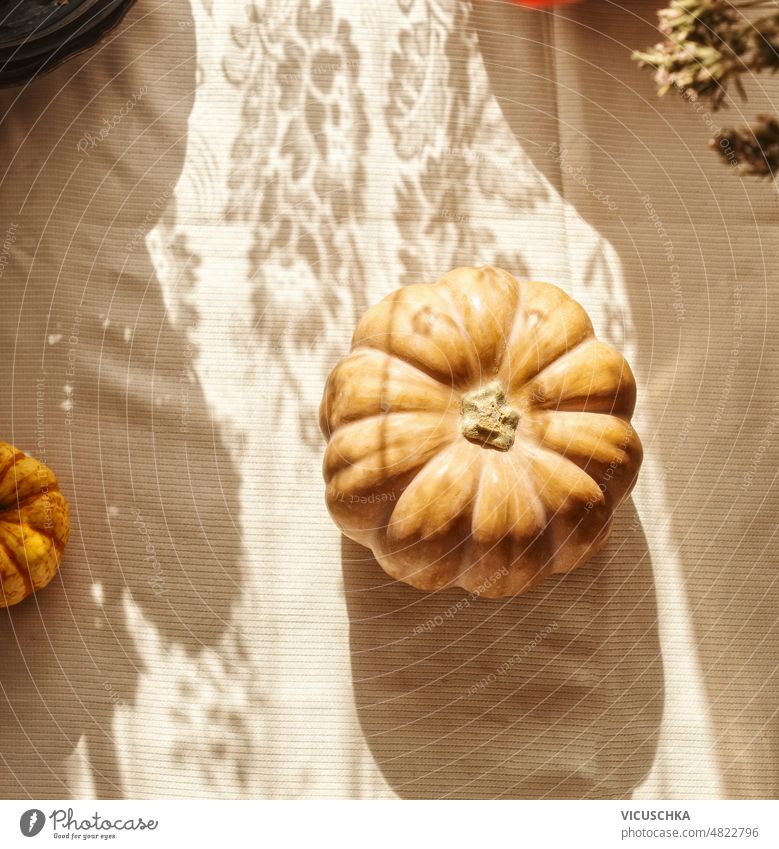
[320, 266, 642, 598]
[0, 442, 70, 607]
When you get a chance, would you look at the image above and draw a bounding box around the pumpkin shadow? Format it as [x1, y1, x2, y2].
[0, 1, 246, 798]
[345, 499, 663, 799]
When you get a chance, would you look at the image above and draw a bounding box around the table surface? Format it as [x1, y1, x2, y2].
[0, 0, 776, 799]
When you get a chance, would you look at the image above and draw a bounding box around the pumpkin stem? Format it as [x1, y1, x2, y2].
[460, 381, 520, 451]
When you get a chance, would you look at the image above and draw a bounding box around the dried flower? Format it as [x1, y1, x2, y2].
[634, 0, 756, 105]
[712, 113, 779, 175]
[635, 0, 779, 176]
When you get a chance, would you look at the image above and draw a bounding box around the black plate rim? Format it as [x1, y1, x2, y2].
[0, 0, 107, 50]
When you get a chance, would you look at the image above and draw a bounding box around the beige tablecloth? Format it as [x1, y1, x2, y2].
[0, 0, 776, 799]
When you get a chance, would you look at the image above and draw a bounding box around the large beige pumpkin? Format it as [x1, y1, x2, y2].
[320, 267, 643, 598]
[0, 442, 70, 607]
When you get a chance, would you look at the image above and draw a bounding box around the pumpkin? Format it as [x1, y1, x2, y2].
[0, 442, 69, 607]
[320, 266, 642, 598]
